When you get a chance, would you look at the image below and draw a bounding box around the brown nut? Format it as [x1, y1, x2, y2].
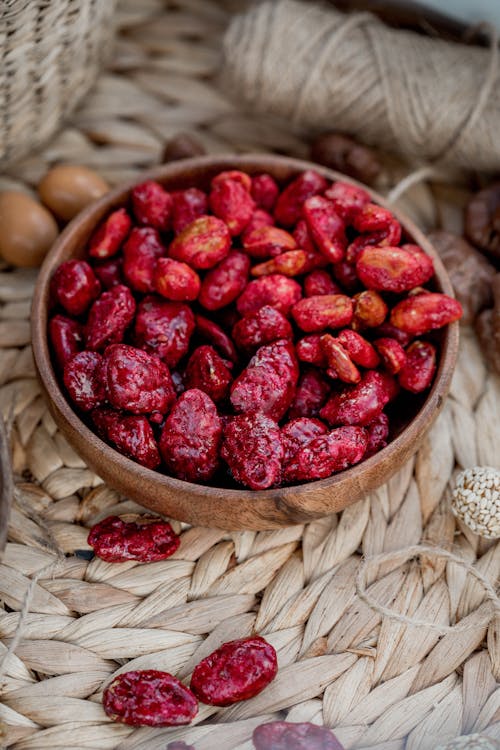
[162, 134, 206, 163]
[464, 182, 500, 261]
[0, 190, 59, 267]
[310, 132, 381, 185]
[428, 230, 494, 325]
[39, 165, 109, 221]
[475, 272, 500, 375]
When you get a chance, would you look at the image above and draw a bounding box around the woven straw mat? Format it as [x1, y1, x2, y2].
[0, 2, 499, 749]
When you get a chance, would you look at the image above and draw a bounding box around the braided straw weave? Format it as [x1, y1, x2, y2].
[0, 0, 116, 167]
[0, 2, 499, 748]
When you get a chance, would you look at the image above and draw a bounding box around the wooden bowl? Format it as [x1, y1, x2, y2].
[32, 155, 459, 530]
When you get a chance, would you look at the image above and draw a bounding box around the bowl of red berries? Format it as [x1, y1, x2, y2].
[32, 155, 461, 530]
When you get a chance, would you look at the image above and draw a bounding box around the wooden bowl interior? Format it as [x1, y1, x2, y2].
[32, 155, 459, 529]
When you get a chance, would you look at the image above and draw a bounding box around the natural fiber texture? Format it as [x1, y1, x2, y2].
[0, 1, 499, 748]
[222, 0, 500, 171]
[0, 0, 116, 167]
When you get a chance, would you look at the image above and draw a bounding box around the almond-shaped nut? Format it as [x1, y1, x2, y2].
[390, 292, 462, 335]
[356, 245, 432, 293]
[292, 294, 353, 333]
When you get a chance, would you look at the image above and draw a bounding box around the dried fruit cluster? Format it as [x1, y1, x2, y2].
[87, 516, 280, 727]
[49, 169, 462, 489]
[103, 636, 278, 726]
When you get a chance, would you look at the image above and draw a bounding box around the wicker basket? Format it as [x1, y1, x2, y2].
[0, 0, 116, 167]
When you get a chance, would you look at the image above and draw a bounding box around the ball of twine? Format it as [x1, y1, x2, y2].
[222, 0, 500, 171]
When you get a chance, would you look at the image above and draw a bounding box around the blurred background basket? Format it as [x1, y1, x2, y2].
[0, 0, 116, 167]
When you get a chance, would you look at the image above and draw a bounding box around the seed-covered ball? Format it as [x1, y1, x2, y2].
[451, 466, 500, 539]
[436, 734, 500, 750]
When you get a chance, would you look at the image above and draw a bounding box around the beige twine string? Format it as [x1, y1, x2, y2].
[356, 544, 500, 633]
[222, 0, 500, 171]
[0, 557, 65, 684]
[0, 415, 65, 687]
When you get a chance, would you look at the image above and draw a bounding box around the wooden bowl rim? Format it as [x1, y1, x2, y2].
[32, 154, 459, 512]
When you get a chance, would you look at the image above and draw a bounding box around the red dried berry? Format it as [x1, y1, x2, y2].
[291, 295, 353, 333]
[171, 187, 208, 234]
[230, 339, 298, 421]
[232, 305, 293, 353]
[365, 412, 390, 457]
[89, 208, 132, 259]
[160, 389, 222, 482]
[221, 412, 283, 489]
[209, 175, 255, 236]
[324, 181, 370, 223]
[85, 285, 136, 351]
[352, 290, 388, 330]
[303, 249, 330, 272]
[237, 274, 302, 317]
[92, 408, 161, 469]
[304, 270, 341, 297]
[132, 181, 173, 231]
[63, 351, 105, 411]
[49, 315, 83, 368]
[123, 227, 166, 293]
[332, 260, 360, 292]
[370, 321, 413, 347]
[244, 209, 275, 236]
[321, 334, 361, 384]
[154, 257, 200, 302]
[281, 417, 328, 464]
[353, 203, 399, 234]
[283, 425, 368, 482]
[103, 670, 197, 727]
[198, 250, 250, 311]
[87, 515, 180, 563]
[184, 345, 232, 402]
[398, 340, 437, 393]
[253, 721, 345, 750]
[348, 204, 402, 260]
[320, 370, 394, 426]
[381, 369, 400, 402]
[356, 245, 433, 293]
[293, 219, 316, 254]
[390, 293, 462, 335]
[295, 335, 328, 367]
[212, 170, 252, 191]
[169, 215, 231, 269]
[242, 225, 296, 260]
[102, 344, 175, 415]
[402, 243, 434, 285]
[251, 250, 309, 278]
[251, 173, 279, 211]
[337, 329, 379, 368]
[190, 636, 277, 706]
[195, 314, 238, 363]
[274, 170, 328, 227]
[374, 337, 407, 374]
[52, 259, 101, 316]
[288, 368, 330, 419]
[93, 257, 123, 289]
[135, 297, 195, 368]
[303, 195, 346, 263]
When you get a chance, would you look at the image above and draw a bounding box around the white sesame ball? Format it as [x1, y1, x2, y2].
[451, 466, 500, 539]
[436, 734, 500, 750]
